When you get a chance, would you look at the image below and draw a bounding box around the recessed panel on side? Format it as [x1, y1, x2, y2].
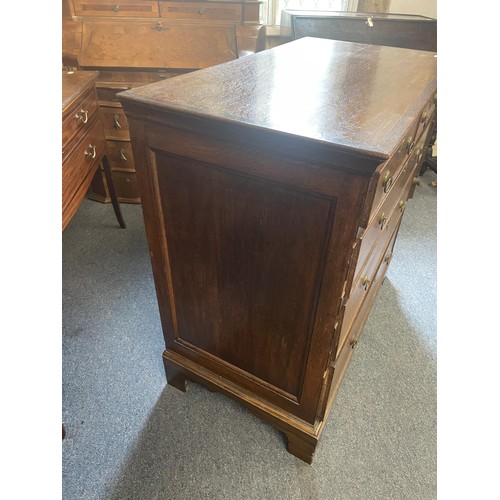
[154, 151, 335, 399]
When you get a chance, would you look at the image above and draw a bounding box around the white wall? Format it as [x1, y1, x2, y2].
[389, 0, 436, 19]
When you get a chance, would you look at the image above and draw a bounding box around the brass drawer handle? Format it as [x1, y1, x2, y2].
[113, 114, 122, 130]
[398, 200, 407, 212]
[350, 339, 358, 349]
[152, 22, 169, 32]
[382, 171, 393, 193]
[362, 275, 371, 291]
[119, 148, 128, 162]
[421, 111, 428, 125]
[74, 109, 88, 124]
[112, 4, 120, 12]
[384, 252, 393, 264]
[84, 144, 96, 159]
[365, 16, 374, 27]
[407, 139, 415, 155]
[378, 212, 387, 230]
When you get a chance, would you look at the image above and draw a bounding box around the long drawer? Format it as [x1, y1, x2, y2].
[72, 0, 159, 17]
[63, 116, 106, 217]
[336, 215, 402, 359]
[62, 86, 99, 154]
[353, 127, 428, 285]
[159, 2, 242, 22]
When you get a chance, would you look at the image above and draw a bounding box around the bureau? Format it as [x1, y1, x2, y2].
[62, 0, 267, 204]
[118, 37, 437, 463]
[62, 69, 125, 230]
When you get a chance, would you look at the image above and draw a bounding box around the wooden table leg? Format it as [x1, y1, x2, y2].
[101, 156, 126, 229]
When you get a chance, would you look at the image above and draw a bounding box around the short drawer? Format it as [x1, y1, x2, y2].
[353, 153, 419, 285]
[415, 94, 437, 143]
[367, 118, 419, 223]
[159, 2, 242, 22]
[110, 170, 141, 203]
[105, 140, 135, 172]
[63, 117, 106, 214]
[72, 0, 159, 17]
[62, 87, 99, 152]
[100, 107, 130, 140]
[96, 85, 131, 107]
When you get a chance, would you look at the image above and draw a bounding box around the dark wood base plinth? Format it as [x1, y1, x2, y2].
[163, 350, 322, 463]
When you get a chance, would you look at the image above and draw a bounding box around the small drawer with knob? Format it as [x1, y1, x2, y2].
[100, 107, 130, 140]
[62, 87, 99, 154]
[108, 170, 141, 203]
[105, 140, 136, 172]
[72, 0, 159, 17]
[159, 2, 242, 22]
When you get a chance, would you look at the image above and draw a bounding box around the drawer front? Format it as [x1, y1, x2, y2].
[96, 85, 131, 107]
[340, 208, 403, 351]
[110, 170, 141, 202]
[415, 94, 437, 143]
[73, 0, 159, 17]
[63, 117, 106, 214]
[159, 2, 242, 22]
[368, 117, 420, 222]
[100, 107, 130, 140]
[62, 87, 99, 152]
[354, 157, 417, 284]
[337, 218, 401, 358]
[105, 140, 135, 171]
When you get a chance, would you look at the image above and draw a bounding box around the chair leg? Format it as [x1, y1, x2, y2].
[101, 156, 126, 229]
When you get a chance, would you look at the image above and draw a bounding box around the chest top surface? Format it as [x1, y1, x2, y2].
[62, 70, 99, 113]
[284, 10, 435, 21]
[119, 37, 436, 161]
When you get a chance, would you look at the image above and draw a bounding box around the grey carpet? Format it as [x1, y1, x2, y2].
[62, 169, 437, 500]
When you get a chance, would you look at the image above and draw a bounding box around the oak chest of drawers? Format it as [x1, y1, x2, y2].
[62, 0, 267, 204]
[280, 10, 437, 51]
[118, 37, 437, 463]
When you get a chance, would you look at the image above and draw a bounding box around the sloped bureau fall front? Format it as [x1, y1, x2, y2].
[118, 38, 437, 463]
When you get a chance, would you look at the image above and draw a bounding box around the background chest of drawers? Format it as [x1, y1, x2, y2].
[118, 38, 437, 463]
[62, 0, 267, 203]
[62, 70, 126, 229]
[280, 10, 437, 51]
[62, 70, 107, 228]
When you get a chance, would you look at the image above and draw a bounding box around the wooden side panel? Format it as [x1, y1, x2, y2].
[154, 152, 335, 398]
